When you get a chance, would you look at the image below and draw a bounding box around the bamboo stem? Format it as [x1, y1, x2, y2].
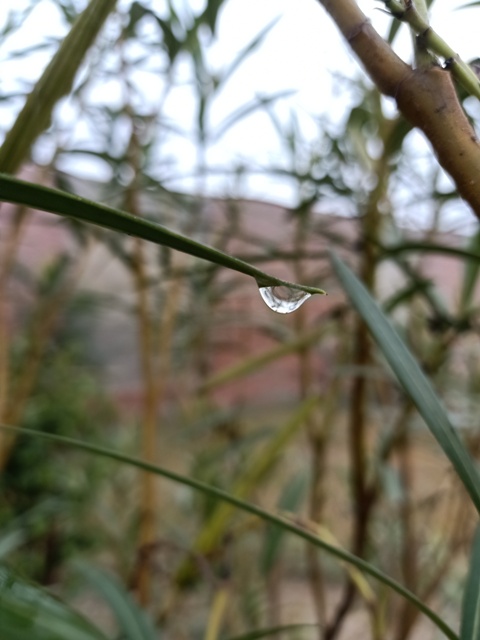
[317, 0, 480, 216]
[122, 118, 159, 605]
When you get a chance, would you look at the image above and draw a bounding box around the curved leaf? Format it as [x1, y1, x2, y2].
[330, 250, 480, 516]
[382, 241, 480, 263]
[0, 174, 325, 299]
[0, 424, 458, 640]
[73, 563, 158, 640]
[0, 0, 118, 174]
[460, 525, 480, 640]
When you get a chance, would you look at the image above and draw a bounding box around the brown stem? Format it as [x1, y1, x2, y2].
[317, 0, 480, 216]
[122, 136, 160, 603]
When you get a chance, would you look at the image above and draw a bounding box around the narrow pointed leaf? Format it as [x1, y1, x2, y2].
[0, 424, 459, 640]
[197, 0, 226, 35]
[74, 563, 157, 640]
[0, 567, 108, 640]
[0, 531, 25, 560]
[219, 18, 281, 88]
[0, 174, 325, 298]
[330, 250, 480, 515]
[456, 1, 480, 8]
[0, 0, 118, 174]
[383, 241, 480, 263]
[460, 230, 480, 313]
[212, 91, 296, 142]
[460, 525, 480, 640]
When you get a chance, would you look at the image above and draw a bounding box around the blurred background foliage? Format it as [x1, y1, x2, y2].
[0, 0, 480, 639]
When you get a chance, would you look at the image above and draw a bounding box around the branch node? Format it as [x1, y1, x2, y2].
[416, 26, 431, 43]
[346, 18, 370, 44]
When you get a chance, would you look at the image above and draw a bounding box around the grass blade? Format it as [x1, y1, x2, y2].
[330, 250, 480, 515]
[0, 423, 459, 640]
[0, 174, 325, 298]
[460, 525, 480, 640]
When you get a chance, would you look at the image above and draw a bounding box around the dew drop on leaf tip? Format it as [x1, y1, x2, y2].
[258, 285, 312, 314]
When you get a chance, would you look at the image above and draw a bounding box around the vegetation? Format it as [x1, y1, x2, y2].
[0, 0, 480, 639]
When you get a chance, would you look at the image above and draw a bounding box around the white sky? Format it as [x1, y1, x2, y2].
[0, 0, 479, 228]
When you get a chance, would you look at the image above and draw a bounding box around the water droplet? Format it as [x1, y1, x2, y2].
[258, 285, 311, 314]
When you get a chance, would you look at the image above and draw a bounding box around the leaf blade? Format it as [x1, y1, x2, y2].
[0, 566, 108, 640]
[0, 423, 459, 640]
[74, 563, 158, 640]
[460, 525, 480, 640]
[0, 0, 118, 174]
[329, 250, 480, 515]
[0, 174, 325, 298]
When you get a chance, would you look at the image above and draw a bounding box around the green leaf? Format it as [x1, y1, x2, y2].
[459, 230, 480, 313]
[386, 15, 404, 45]
[74, 563, 158, 640]
[330, 250, 480, 515]
[382, 280, 430, 313]
[212, 90, 296, 142]
[461, 525, 480, 639]
[382, 241, 480, 263]
[196, 0, 226, 36]
[0, 173, 325, 298]
[383, 118, 411, 158]
[456, 1, 480, 9]
[0, 424, 458, 640]
[218, 18, 281, 89]
[0, 531, 25, 560]
[151, 13, 182, 62]
[0, 567, 108, 640]
[0, 0, 118, 174]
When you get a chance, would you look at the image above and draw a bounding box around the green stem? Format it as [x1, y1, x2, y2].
[385, 0, 480, 99]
